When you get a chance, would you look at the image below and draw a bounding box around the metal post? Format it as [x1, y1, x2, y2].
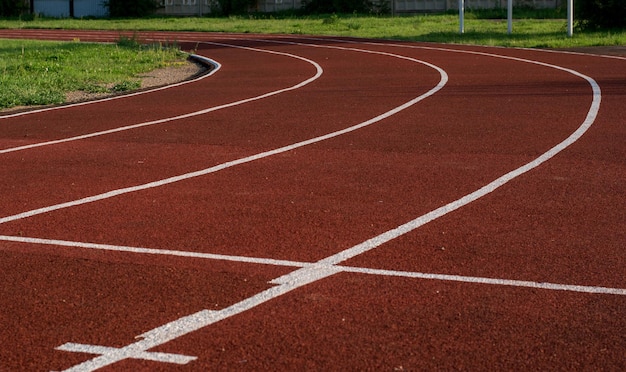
[507, 0, 513, 34]
[567, 0, 573, 37]
[459, 0, 465, 34]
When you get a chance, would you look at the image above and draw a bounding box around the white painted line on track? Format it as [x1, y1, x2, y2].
[0, 41, 323, 154]
[49, 260, 621, 371]
[0, 46, 447, 224]
[0, 234, 308, 268]
[312, 35, 616, 85]
[524, 46, 626, 61]
[56, 343, 197, 365]
[340, 266, 626, 296]
[43, 40, 604, 371]
[0, 37, 610, 370]
[1, 233, 624, 296]
[0, 41, 448, 371]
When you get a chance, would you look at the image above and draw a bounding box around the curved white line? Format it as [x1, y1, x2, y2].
[524, 46, 626, 61]
[52, 39, 602, 372]
[1, 35, 605, 370]
[0, 42, 323, 154]
[0, 49, 447, 224]
[274, 37, 602, 264]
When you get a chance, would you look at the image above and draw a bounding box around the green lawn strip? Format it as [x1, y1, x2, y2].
[0, 38, 186, 110]
[0, 12, 623, 110]
[0, 12, 624, 48]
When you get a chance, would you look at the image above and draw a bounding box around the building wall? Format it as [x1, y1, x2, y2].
[393, 0, 560, 12]
[156, 0, 303, 15]
[32, 0, 107, 17]
[31, 0, 561, 18]
[157, 0, 213, 16]
[445, 0, 560, 10]
[33, 0, 69, 17]
[74, 0, 108, 17]
[395, 0, 445, 12]
[254, 0, 303, 12]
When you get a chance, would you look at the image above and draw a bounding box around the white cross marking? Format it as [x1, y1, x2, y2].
[56, 342, 197, 369]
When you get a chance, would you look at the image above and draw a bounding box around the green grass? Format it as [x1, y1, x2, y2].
[1, 12, 625, 48]
[0, 11, 624, 110]
[0, 37, 185, 110]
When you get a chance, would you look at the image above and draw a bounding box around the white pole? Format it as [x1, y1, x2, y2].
[459, 0, 465, 34]
[507, 0, 513, 34]
[567, 0, 574, 37]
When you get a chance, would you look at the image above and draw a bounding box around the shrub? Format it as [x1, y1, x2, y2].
[104, 0, 160, 17]
[0, 0, 27, 17]
[576, 0, 626, 30]
[209, 0, 256, 16]
[304, 0, 374, 14]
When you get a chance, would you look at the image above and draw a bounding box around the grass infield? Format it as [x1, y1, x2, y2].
[0, 37, 185, 110]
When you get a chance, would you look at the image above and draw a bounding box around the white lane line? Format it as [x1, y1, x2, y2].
[0, 41, 322, 154]
[316, 36, 617, 84]
[2, 234, 624, 296]
[522, 46, 626, 61]
[0, 234, 309, 268]
[282, 37, 601, 266]
[55, 265, 343, 372]
[55, 255, 625, 372]
[0, 54, 219, 120]
[53, 243, 623, 372]
[5, 34, 621, 371]
[56, 343, 197, 365]
[48, 40, 605, 371]
[0, 49, 447, 225]
[339, 266, 626, 295]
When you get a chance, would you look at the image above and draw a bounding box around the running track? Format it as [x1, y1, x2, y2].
[0, 30, 625, 370]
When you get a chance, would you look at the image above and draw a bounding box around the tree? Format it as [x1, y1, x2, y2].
[576, 0, 626, 30]
[0, 0, 27, 17]
[209, 0, 256, 16]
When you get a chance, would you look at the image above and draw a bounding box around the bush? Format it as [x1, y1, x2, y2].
[0, 0, 27, 17]
[209, 0, 256, 16]
[304, 0, 374, 14]
[104, 0, 160, 17]
[576, 0, 626, 30]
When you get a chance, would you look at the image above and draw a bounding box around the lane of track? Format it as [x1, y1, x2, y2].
[0, 31, 624, 370]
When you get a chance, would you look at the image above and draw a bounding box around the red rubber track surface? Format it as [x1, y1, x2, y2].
[0, 30, 625, 371]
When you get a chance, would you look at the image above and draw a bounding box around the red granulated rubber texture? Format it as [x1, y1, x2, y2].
[0, 30, 624, 371]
